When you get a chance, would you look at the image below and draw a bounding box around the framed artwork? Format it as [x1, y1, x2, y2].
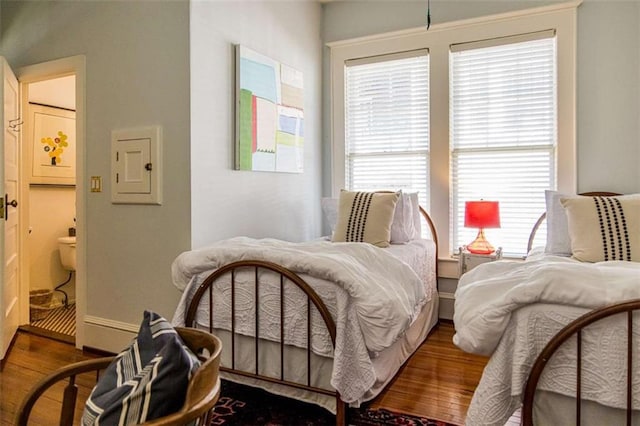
[235, 45, 304, 173]
[29, 103, 76, 185]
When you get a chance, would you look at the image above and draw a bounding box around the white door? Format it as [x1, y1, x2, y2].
[0, 57, 20, 360]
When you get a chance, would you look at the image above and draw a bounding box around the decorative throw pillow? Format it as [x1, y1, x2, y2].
[544, 190, 573, 256]
[561, 194, 640, 262]
[332, 190, 400, 248]
[82, 311, 201, 425]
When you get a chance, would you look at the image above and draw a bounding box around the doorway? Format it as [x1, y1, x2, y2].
[21, 76, 77, 343]
[16, 56, 86, 350]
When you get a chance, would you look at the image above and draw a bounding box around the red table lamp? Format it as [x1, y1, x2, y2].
[464, 200, 500, 254]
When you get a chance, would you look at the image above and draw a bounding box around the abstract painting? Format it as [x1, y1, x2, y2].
[235, 45, 304, 173]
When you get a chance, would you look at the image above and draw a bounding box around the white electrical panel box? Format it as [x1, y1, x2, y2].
[111, 126, 162, 205]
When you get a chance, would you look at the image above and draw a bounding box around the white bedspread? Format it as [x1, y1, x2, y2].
[454, 256, 640, 426]
[171, 237, 430, 403]
[454, 256, 640, 355]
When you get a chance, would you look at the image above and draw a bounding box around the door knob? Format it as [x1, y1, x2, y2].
[8, 199, 17, 208]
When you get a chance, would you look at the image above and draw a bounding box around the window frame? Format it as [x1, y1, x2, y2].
[329, 1, 579, 265]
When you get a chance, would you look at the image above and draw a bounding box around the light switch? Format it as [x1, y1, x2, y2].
[111, 126, 162, 205]
[91, 176, 102, 192]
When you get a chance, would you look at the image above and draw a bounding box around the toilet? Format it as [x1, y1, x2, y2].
[58, 236, 76, 271]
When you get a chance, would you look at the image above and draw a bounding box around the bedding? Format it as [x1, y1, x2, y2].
[172, 236, 436, 406]
[454, 253, 640, 425]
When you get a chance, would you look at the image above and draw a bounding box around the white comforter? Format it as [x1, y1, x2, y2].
[454, 256, 640, 356]
[171, 237, 429, 403]
[454, 255, 640, 426]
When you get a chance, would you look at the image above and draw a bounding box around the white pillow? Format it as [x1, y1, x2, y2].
[544, 190, 572, 256]
[321, 197, 338, 234]
[389, 191, 417, 244]
[409, 192, 422, 238]
[561, 194, 640, 262]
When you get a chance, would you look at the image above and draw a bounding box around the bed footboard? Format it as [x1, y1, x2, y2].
[183, 260, 346, 426]
[523, 299, 640, 426]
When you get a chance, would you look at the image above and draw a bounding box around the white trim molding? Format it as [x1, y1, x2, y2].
[83, 315, 138, 353]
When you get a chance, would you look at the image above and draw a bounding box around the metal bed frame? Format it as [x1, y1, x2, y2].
[183, 208, 438, 426]
[523, 191, 636, 424]
[523, 299, 640, 426]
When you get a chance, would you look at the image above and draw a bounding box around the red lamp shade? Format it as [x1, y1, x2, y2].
[464, 201, 500, 254]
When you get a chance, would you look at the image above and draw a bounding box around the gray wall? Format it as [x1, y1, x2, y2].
[577, 1, 640, 193]
[322, 0, 640, 195]
[1, 1, 191, 339]
[190, 0, 323, 249]
[1, 0, 323, 350]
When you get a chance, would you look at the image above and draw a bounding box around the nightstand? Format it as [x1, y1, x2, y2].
[458, 247, 503, 276]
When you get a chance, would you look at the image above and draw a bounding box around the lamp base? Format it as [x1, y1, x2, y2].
[466, 229, 495, 254]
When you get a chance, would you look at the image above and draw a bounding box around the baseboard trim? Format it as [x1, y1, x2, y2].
[438, 292, 455, 321]
[83, 315, 138, 353]
[84, 315, 139, 333]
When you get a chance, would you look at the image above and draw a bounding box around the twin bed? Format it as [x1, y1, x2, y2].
[171, 191, 439, 425]
[171, 189, 638, 425]
[454, 192, 640, 425]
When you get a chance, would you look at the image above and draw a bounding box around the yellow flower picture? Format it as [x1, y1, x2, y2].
[41, 130, 69, 166]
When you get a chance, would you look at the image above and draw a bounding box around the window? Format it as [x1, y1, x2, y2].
[329, 4, 577, 261]
[450, 33, 557, 256]
[344, 51, 430, 207]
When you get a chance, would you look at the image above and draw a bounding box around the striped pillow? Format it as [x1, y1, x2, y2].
[82, 311, 201, 425]
[332, 190, 400, 248]
[561, 194, 640, 262]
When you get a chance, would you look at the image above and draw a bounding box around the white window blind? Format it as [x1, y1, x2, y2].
[450, 33, 557, 257]
[345, 51, 430, 209]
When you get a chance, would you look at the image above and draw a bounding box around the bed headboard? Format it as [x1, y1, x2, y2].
[526, 191, 622, 254]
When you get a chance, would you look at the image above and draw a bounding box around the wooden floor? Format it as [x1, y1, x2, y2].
[1, 322, 496, 425]
[0, 331, 100, 426]
[369, 321, 489, 424]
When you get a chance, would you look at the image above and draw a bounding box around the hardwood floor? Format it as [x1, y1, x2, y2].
[369, 321, 489, 425]
[0, 332, 100, 426]
[1, 322, 491, 425]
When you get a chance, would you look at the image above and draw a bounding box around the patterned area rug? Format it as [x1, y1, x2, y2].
[209, 380, 458, 426]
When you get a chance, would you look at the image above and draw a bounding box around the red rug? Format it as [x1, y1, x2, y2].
[209, 380, 459, 425]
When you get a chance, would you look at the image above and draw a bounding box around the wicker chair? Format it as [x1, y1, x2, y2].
[15, 327, 222, 426]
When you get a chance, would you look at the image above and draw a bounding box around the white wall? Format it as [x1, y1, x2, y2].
[190, 1, 323, 248]
[321, 0, 640, 195]
[1, 0, 191, 350]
